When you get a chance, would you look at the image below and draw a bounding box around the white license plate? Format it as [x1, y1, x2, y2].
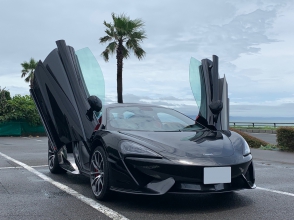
[204, 167, 231, 184]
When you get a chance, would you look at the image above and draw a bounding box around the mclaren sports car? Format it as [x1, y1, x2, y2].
[30, 40, 255, 200]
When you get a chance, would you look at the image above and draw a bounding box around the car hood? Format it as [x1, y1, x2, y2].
[119, 130, 234, 159]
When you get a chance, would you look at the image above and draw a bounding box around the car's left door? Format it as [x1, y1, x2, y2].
[30, 40, 99, 152]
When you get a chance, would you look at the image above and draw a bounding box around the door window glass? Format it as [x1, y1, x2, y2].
[75, 48, 105, 105]
[189, 57, 202, 109]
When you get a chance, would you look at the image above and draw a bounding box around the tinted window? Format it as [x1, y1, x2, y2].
[106, 106, 199, 131]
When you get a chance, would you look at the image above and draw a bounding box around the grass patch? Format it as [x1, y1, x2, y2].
[259, 144, 279, 151]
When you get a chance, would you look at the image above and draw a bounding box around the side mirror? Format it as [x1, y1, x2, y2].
[209, 100, 223, 123]
[86, 96, 102, 121]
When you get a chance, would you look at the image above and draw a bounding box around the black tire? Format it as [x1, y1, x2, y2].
[90, 146, 110, 200]
[48, 140, 66, 174]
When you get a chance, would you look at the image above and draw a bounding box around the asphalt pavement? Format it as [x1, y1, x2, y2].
[245, 132, 277, 145]
[1, 137, 294, 220]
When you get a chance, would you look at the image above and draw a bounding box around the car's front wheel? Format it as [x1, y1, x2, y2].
[90, 146, 110, 200]
[48, 140, 66, 174]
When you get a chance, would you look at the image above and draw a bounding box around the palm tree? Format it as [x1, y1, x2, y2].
[21, 58, 37, 87]
[100, 13, 146, 103]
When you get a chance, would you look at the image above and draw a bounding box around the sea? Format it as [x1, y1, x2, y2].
[186, 115, 294, 127]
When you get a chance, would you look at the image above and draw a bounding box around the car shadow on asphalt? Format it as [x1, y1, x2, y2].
[104, 191, 253, 214]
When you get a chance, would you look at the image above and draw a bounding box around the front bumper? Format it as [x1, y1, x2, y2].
[110, 155, 256, 195]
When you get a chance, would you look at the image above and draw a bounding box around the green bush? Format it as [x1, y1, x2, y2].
[230, 128, 269, 148]
[0, 87, 10, 116]
[0, 94, 42, 126]
[276, 127, 294, 151]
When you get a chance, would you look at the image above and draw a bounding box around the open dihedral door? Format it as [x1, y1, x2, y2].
[189, 55, 229, 131]
[30, 40, 98, 151]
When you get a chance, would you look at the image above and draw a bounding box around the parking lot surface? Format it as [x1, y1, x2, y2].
[1, 137, 294, 220]
[245, 132, 277, 145]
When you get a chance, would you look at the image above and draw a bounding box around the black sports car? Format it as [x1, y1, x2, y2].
[30, 40, 255, 200]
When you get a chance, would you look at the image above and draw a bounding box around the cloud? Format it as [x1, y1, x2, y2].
[0, 0, 293, 118]
[159, 96, 180, 101]
[106, 91, 294, 118]
[230, 103, 294, 117]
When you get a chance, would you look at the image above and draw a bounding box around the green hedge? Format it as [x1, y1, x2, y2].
[0, 121, 45, 136]
[230, 128, 269, 148]
[276, 127, 294, 151]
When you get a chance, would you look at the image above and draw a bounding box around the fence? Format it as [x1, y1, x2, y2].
[0, 121, 45, 136]
[230, 122, 294, 128]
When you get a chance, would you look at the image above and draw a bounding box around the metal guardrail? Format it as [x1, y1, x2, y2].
[230, 122, 294, 128]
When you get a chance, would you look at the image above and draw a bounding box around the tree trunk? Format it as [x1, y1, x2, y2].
[30, 75, 33, 88]
[116, 40, 123, 103]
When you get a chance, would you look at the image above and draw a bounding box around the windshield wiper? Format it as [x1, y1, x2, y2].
[180, 125, 210, 132]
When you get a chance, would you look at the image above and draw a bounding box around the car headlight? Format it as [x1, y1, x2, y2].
[120, 141, 162, 158]
[243, 140, 251, 156]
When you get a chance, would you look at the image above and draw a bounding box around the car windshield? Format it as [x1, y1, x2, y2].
[106, 106, 205, 131]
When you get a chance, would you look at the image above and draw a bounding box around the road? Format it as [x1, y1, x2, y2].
[245, 132, 277, 145]
[1, 137, 294, 220]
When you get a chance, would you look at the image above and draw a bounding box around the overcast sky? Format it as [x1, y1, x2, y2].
[1, 0, 293, 117]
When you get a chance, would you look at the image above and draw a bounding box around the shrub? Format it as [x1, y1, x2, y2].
[0, 87, 10, 116]
[230, 128, 269, 148]
[0, 94, 42, 126]
[276, 127, 294, 151]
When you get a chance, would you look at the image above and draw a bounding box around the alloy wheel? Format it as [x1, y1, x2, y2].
[90, 151, 104, 197]
[48, 146, 55, 170]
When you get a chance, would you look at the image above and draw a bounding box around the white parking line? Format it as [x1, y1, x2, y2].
[0, 165, 48, 170]
[0, 151, 129, 220]
[257, 187, 294, 197]
[0, 166, 22, 170]
[31, 165, 48, 168]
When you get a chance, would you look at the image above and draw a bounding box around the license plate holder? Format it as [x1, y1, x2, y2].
[204, 167, 231, 184]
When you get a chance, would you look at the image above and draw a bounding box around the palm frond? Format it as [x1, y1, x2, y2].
[21, 70, 28, 78]
[133, 47, 146, 60]
[121, 45, 130, 59]
[113, 13, 131, 37]
[106, 41, 117, 54]
[24, 75, 31, 82]
[29, 58, 37, 67]
[125, 38, 138, 50]
[132, 19, 145, 31]
[21, 62, 29, 69]
[100, 35, 113, 43]
[103, 20, 112, 29]
[111, 12, 117, 22]
[105, 26, 118, 39]
[129, 31, 147, 41]
[101, 49, 110, 62]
